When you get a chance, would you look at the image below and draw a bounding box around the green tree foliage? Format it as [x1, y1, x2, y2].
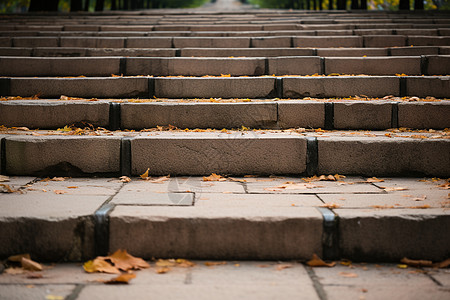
[249, 0, 444, 9]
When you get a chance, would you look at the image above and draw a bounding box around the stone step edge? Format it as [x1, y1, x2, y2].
[1, 76, 449, 99]
[1, 133, 449, 178]
[1, 55, 449, 77]
[1, 100, 449, 130]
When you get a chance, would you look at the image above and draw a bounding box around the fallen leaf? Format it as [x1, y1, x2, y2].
[400, 257, 433, 268]
[408, 205, 430, 209]
[45, 295, 64, 300]
[366, 177, 384, 183]
[397, 264, 408, 269]
[108, 249, 150, 271]
[0, 175, 9, 182]
[412, 195, 427, 201]
[339, 271, 358, 278]
[433, 258, 450, 268]
[4, 267, 25, 275]
[120, 176, 131, 183]
[155, 259, 176, 267]
[67, 186, 78, 189]
[83, 258, 120, 274]
[204, 261, 227, 267]
[175, 259, 195, 267]
[140, 168, 150, 179]
[53, 190, 67, 194]
[276, 264, 293, 271]
[340, 259, 352, 266]
[146, 175, 170, 183]
[156, 267, 171, 274]
[0, 184, 16, 193]
[8, 253, 31, 262]
[383, 187, 409, 192]
[104, 273, 136, 284]
[320, 203, 341, 209]
[203, 173, 226, 182]
[306, 254, 336, 267]
[21, 257, 42, 272]
[265, 182, 318, 191]
[51, 177, 66, 181]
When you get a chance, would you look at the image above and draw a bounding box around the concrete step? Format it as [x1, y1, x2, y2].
[0, 130, 448, 177]
[1, 46, 448, 58]
[1, 55, 449, 76]
[0, 176, 448, 261]
[2, 35, 449, 48]
[1, 76, 449, 98]
[1, 99, 449, 131]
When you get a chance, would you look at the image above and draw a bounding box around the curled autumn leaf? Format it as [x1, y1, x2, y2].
[120, 176, 131, 183]
[104, 273, 136, 284]
[306, 254, 336, 268]
[83, 258, 120, 274]
[8, 253, 31, 262]
[108, 249, 150, 271]
[0, 175, 10, 182]
[21, 257, 42, 272]
[0, 184, 16, 193]
[203, 173, 226, 182]
[140, 168, 150, 179]
[275, 264, 293, 271]
[400, 257, 433, 268]
[366, 177, 384, 183]
[204, 261, 227, 267]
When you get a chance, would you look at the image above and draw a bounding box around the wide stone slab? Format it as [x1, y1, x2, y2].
[131, 133, 307, 176]
[406, 76, 450, 98]
[154, 77, 276, 99]
[324, 57, 421, 75]
[5, 136, 121, 176]
[109, 205, 323, 259]
[173, 37, 251, 48]
[268, 56, 320, 75]
[121, 102, 277, 129]
[398, 101, 450, 129]
[0, 100, 110, 129]
[337, 208, 450, 261]
[277, 101, 325, 128]
[318, 136, 450, 177]
[180, 48, 315, 57]
[333, 101, 392, 130]
[293, 36, 363, 48]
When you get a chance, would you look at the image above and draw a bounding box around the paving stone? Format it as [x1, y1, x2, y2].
[131, 133, 307, 176]
[87, 48, 176, 57]
[195, 193, 323, 207]
[5, 136, 121, 176]
[408, 36, 450, 46]
[180, 48, 315, 57]
[32, 47, 87, 57]
[283, 76, 399, 98]
[0, 285, 75, 300]
[0, 48, 32, 56]
[101, 25, 154, 31]
[13, 37, 59, 47]
[154, 77, 276, 99]
[324, 57, 421, 75]
[9, 77, 149, 98]
[251, 36, 291, 48]
[173, 37, 250, 48]
[121, 102, 277, 129]
[333, 101, 392, 130]
[425, 55, 450, 75]
[316, 30, 354, 36]
[406, 76, 450, 98]
[0, 37, 11, 47]
[112, 187, 194, 206]
[316, 48, 388, 57]
[317, 136, 450, 177]
[389, 46, 440, 56]
[268, 57, 320, 75]
[293, 36, 363, 48]
[277, 101, 325, 128]
[363, 35, 407, 47]
[126, 37, 173, 48]
[60, 37, 125, 48]
[109, 205, 323, 259]
[337, 208, 450, 261]
[0, 100, 110, 129]
[398, 101, 450, 129]
[0, 57, 120, 77]
[29, 177, 123, 196]
[126, 57, 265, 76]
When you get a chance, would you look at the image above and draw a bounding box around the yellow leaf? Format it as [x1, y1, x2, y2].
[366, 177, 384, 183]
[155, 259, 176, 267]
[0, 175, 10, 182]
[203, 173, 226, 182]
[104, 273, 136, 284]
[8, 253, 30, 262]
[83, 258, 120, 274]
[0, 184, 16, 193]
[156, 267, 171, 274]
[140, 168, 150, 179]
[320, 203, 341, 209]
[50, 177, 65, 181]
[108, 249, 150, 271]
[21, 257, 42, 272]
[204, 261, 227, 267]
[146, 175, 170, 183]
[120, 176, 131, 183]
[397, 264, 408, 269]
[175, 259, 195, 267]
[306, 254, 336, 267]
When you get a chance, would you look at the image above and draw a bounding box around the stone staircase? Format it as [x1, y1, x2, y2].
[0, 6, 449, 263]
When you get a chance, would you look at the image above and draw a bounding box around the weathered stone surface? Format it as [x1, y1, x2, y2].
[324, 57, 421, 75]
[390, 46, 440, 56]
[173, 37, 250, 48]
[283, 76, 399, 98]
[293, 36, 363, 48]
[337, 209, 450, 261]
[406, 76, 450, 98]
[277, 101, 325, 128]
[121, 102, 277, 129]
[251, 36, 291, 48]
[180, 48, 315, 57]
[317, 136, 450, 177]
[407, 36, 450, 46]
[316, 48, 387, 57]
[398, 102, 450, 129]
[13, 37, 59, 47]
[60, 37, 125, 48]
[109, 205, 323, 259]
[0, 100, 110, 129]
[268, 56, 320, 75]
[131, 133, 307, 176]
[154, 77, 276, 99]
[0, 285, 75, 300]
[425, 55, 450, 75]
[333, 101, 392, 130]
[5, 136, 121, 175]
[363, 35, 406, 47]
[126, 37, 172, 48]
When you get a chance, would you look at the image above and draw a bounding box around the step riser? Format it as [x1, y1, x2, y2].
[2, 101, 449, 130]
[1, 135, 449, 177]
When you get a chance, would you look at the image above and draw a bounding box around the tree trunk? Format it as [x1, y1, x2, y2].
[29, 0, 60, 11]
[328, 0, 333, 10]
[71, 0, 83, 11]
[399, 0, 410, 10]
[111, 0, 117, 10]
[306, 0, 310, 10]
[337, 0, 346, 10]
[414, 0, 424, 10]
[318, 0, 322, 10]
[351, 0, 359, 9]
[84, 0, 90, 11]
[95, 0, 104, 11]
[360, 0, 367, 9]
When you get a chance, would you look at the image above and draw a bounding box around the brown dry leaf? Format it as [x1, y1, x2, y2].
[203, 173, 226, 182]
[147, 175, 170, 183]
[51, 177, 66, 181]
[338, 271, 358, 278]
[67, 186, 78, 189]
[204, 261, 227, 267]
[83, 258, 120, 274]
[21, 257, 42, 272]
[400, 257, 433, 268]
[412, 195, 427, 201]
[0, 175, 10, 182]
[175, 259, 195, 267]
[0, 184, 16, 193]
[366, 177, 384, 183]
[140, 168, 150, 179]
[8, 253, 31, 262]
[155, 259, 176, 267]
[53, 190, 67, 194]
[265, 182, 318, 192]
[4, 267, 25, 275]
[306, 254, 336, 267]
[275, 264, 293, 271]
[120, 176, 131, 183]
[108, 249, 150, 271]
[104, 273, 136, 284]
[438, 182, 450, 190]
[320, 203, 341, 209]
[433, 258, 450, 268]
[156, 267, 171, 274]
[383, 187, 409, 192]
[409, 205, 431, 209]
